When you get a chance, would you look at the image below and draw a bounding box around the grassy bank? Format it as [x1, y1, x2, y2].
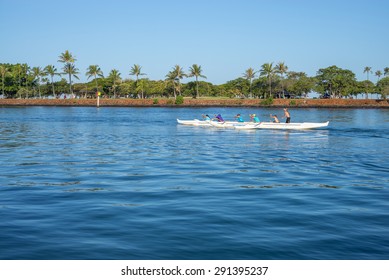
[0, 98, 389, 108]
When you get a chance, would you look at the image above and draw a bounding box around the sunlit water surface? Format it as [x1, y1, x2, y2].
[0, 106, 388, 259]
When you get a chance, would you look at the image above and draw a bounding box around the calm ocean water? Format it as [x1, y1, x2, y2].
[0, 106, 388, 260]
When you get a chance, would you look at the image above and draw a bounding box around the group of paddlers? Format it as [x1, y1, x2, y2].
[202, 108, 291, 124]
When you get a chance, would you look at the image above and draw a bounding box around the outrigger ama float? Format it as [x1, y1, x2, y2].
[176, 119, 329, 130]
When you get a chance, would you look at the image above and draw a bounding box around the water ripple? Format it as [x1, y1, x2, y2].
[1, 107, 389, 259]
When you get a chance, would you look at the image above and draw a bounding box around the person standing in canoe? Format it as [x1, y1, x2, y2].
[250, 114, 260, 123]
[213, 114, 225, 122]
[235, 114, 244, 122]
[283, 108, 291, 123]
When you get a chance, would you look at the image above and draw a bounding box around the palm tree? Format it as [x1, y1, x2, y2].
[374, 70, 383, 99]
[86, 65, 104, 92]
[364, 66, 372, 80]
[168, 65, 186, 97]
[136, 79, 147, 99]
[260, 62, 275, 98]
[188, 64, 207, 98]
[13, 64, 22, 90]
[375, 70, 382, 82]
[0, 65, 8, 98]
[31, 67, 45, 98]
[108, 69, 121, 98]
[44, 65, 60, 98]
[276, 62, 288, 98]
[58, 50, 76, 64]
[62, 63, 79, 96]
[384, 67, 389, 76]
[242, 67, 256, 98]
[165, 71, 177, 98]
[129, 64, 146, 98]
[58, 50, 77, 96]
[363, 66, 372, 99]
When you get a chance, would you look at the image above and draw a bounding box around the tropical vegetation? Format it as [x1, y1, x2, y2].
[0, 50, 388, 100]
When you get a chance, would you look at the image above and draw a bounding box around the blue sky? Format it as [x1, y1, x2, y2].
[0, 0, 388, 84]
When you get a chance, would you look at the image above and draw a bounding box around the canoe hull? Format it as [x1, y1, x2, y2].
[235, 121, 330, 130]
[177, 119, 212, 126]
[177, 119, 329, 130]
[177, 119, 250, 127]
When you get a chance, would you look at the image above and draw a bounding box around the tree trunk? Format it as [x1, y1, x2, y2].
[173, 81, 176, 98]
[249, 79, 252, 98]
[268, 76, 272, 99]
[196, 76, 199, 98]
[94, 74, 98, 92]
[1, 74, 5, 97]
[51, 76, 56, 97]
[178, 80, 181, 96]
[69, 73, 72, 96]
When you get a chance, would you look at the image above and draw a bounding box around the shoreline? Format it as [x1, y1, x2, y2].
[1, 98, 389, 108]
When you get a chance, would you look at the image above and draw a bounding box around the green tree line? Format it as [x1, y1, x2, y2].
[1, 50, 389, 99]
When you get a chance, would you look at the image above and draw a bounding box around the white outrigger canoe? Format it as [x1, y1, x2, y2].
[234, 121, 330, 130]
[176, 119, 212, 126]
[176, 119, 252, 127]
[177, 119, 329, 130]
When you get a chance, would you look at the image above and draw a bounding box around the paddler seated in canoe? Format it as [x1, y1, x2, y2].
[202, 114, 211, 121]
[213, 114, 225, 122]
[270, 114, 280, 123]
[250, 114, 260, 123]
[235, 113, 244, 122]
